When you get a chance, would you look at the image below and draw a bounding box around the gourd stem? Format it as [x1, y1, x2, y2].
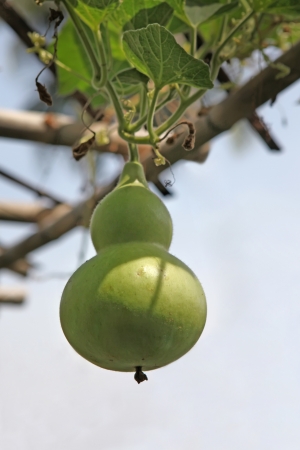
[128, 143, 139, 162]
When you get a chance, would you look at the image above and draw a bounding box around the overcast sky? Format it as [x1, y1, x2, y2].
[1, 22, 300, 450]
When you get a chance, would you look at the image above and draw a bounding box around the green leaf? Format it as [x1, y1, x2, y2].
[112, 0, 169, 29]
[122, 24, 213, 89]
[167, 15, 190, 34]
[52, 18, 125, 101]
[266, 0, 300, 14]
[53, 18, 92, 95]
[123, 2, 173, 31]
[184, 1, 238, 27]
[103, 22, 131, 73]
[70, 0, 120, 30]
[113, 68, 149, 85]
[166, 0, 189, 24]
[252, 0, 300, 13]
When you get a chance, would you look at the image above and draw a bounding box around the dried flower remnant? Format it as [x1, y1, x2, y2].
[35, 81, 53, 106]
[182, 122, 195, 151]
[134, 367, 148, 384]
[73, 135, 95, 161]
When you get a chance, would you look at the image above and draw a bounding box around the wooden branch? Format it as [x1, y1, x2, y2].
[0, 245, 30, 276]
[0, 201, 53, 222]
[0, 109, 129, 155]
[0, 40, 299, 152]
[0, 0, 55, 73]
[187, 33, 281, 151]
[0, 42, 299, 270]
[0, 167, 65, 204]
[0, 182, 116, 270]
[217, 67, 281, 151]
[0, 240, 32, 276]
[0, 109, 207, 177]
[144, 40, 300, 183]
[0, 0, 104, 119]
[0, 287, 26, 303]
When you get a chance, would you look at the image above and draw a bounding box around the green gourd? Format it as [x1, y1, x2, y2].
[60, 162, 207, 383]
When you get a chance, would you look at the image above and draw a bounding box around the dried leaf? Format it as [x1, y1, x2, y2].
[73, 135, 95, 161]
[36, 81, 53, 106]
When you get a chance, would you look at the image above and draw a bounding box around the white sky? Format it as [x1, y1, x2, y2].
[1, 23, 300, 450]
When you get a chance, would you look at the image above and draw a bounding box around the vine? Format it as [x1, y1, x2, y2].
[33, 0, 297, 164]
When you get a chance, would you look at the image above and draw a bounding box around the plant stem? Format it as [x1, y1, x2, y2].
[63, 0, 102, 86]
[195, 40, 211, 60]
[119, 131, 151, 145]
[128, 88, 176, 133]
[93, 26, 108, 88]
[128, 143, 139, 162]
[105, 80, 125, 128]
[55, 60, 91, 84]
[139, 84, 148, 119]
[240, 0, 252, 13]
[101, 22, 112, 71]
[191, 26, 197, 57]
[181, 27, 198, 98]
[147, 88, 160, 144]
[155, 89, 206, 136]
[211, 10, 254, 80]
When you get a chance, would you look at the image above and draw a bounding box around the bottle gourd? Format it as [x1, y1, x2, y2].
[60, 161, 207, 383]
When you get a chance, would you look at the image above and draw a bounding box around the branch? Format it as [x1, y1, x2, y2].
[188, 34, 281, 151]
[0, 109, 128, 155]
[217, 66, 281, 151]
[0, 0, 56, 75]
[0, 245, 31, 276]
[0, 141, 210, 269]
[0, 287, 26, 303]
[144, 40, 300, 183]
[0, 0, 102, 118]
[0, 41, 299, 270]
[0, 201, 53, 222]
[0, 182, 116, 269]
[0, 167, 65, 204]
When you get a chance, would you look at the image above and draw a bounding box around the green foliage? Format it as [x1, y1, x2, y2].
[123, 2, 173, 31]
[184, 1, 238, 27]
[68, 0, 120, 30]
[112, 0, 169, 29]
[122, 24, 213, 89]
[112, 68, 149, 85]
[34, 0, 299, 379]
[39, 0, 299, 151]
[252, 0, 300, 14]
[54, 19, 92, 95]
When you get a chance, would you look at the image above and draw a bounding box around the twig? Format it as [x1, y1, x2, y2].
[0, 41, 300, 270]
[0, 0, 102, 119]
[0, 201, 53, 222]
[0, 167, 65, 204]
[0, 287, 26, 303]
